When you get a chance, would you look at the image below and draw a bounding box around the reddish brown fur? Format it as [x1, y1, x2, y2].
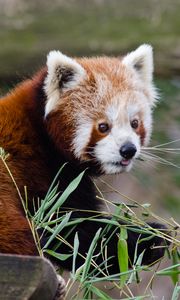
[73, 57, 139, 114]
[85, 119, 111, 157]
[136, 121, 146, 145]
[0, 160, 37, 254]
[46, 107, 75, 159]
[0, 70, 53, 254]
[78, 57, 132, 91]
[0, 61, 121, 254]
[0, 55, 149, 255]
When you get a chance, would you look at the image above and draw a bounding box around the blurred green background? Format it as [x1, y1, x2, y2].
[0, 0, 179, 217]
[0, 0, 180, 81]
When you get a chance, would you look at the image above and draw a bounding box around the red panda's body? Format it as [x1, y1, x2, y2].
[0, 46, 168, 272]
[0, 70, 48, 254]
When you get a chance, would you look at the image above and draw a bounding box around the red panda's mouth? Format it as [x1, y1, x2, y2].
[120, 159, 131, 166]
[110, 159, 131, 167]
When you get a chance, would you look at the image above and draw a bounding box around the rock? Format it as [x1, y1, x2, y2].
[0, 254, 65, 300]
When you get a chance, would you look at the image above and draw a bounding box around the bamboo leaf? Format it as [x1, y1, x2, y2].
[157, 263, 180, 281]
[81, 228, 102, 282]
[172, 283, 180, 300]
[42, 212, 72, 249]
[157, 263, 180, 274]
[33, 163, 66, 222]
[44, 249, 72, 261]
[118, 227, 129, 287]
[171, 248, 180, 285]
[88, 285, 112, 300]
[72, 232, 79, 275]
[42, 169, 86, 223]
[46, 163, 67, 197]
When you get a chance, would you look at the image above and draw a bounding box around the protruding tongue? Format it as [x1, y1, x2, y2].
[121, 159, 130, 166]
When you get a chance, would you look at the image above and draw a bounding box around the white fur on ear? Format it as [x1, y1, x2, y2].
[44, 50, 86, 116]
[122, 44, 153, 83]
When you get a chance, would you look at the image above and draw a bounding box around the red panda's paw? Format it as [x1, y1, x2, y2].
[53, 275, 66, 300]
[128, 223, 170, 267]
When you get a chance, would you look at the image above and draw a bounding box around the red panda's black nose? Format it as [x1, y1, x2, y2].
[120, 143, 137, 159]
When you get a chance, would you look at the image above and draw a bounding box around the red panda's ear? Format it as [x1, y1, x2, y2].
[44, 51, 86, 116]
[122, 44, 153, 84]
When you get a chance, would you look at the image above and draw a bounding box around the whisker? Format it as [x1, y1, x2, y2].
[134, 158, 159, 170]
[141, 150, 174, 161]
[140, 152, 169, 164]
[144, 139, 180, 148]
[155, 139, 180, 147]
[140, 152, 180, 169]
[140, 153, 165, 164]
[142, 147, 180, 154]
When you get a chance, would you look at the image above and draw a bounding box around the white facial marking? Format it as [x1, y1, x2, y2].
[44, 50, 86, 117]
[44, 45, 157, 176]
[93, 89, 154, 174]
[94, 125, 140, 174]
[127, 104, 140, 119]
[71, 88, 153, 174]
[72, 120, 93, 159]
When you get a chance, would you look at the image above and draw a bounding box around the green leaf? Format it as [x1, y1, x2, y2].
[44, 249, 72, 261]
[172, 283, 180, 300]
[118, 227, 128, 287]
[90, 218, 119, 226]
[81, 228, 102, 282]
[42, 212, 72, 249]
[88, 285, 112, 300]
[142, 203, 151, 208]
[42, 169, 86, 223]
[157, 263, 180, 280]
[120, 227, 128, 240]
[46, 163, 67, 198]
[0, 147, 9, 160]
[72, 232, 79, 275]
[136, 250, 145, 267]
[138, 234, 155, 244]
[171, 248, 180, 285]
[34, 187, 60, 223]
[33, 163, 66, 222]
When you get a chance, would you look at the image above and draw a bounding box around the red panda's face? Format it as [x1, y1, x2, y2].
[44, 45, 157, 174]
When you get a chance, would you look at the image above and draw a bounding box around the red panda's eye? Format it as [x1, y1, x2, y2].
[131, 119, 139, 129]
[98, 123, 110, 133]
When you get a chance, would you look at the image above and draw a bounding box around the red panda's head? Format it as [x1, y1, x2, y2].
[44, 45, 157, 174]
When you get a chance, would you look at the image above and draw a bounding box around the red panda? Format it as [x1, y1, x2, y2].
[0, 45, 167, 273]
